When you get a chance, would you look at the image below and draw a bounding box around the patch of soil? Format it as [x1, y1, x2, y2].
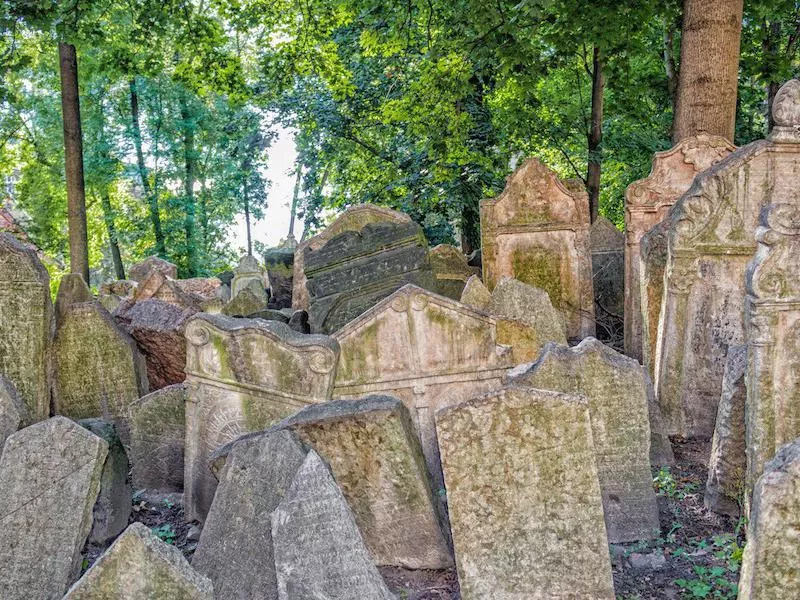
[380, 567, 461, 599]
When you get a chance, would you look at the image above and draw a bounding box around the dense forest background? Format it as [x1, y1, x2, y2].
[1, 0, 798, 282]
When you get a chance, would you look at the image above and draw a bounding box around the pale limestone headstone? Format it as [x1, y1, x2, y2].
[624, 135, 734, 361]
[193, 429, 307, 600]
[271, 451, 397, 600]
[428, 244, 479, 300]
[638, 220, 669, 377]
[459, 274, 492, 311]
[134, 270, 202, 310]
[656, 81, 800, 438]
[0, 416, 108, 600]
[510, 338, 660, 542]
[436, 385, 615, 600]
[184, 313, 339, 521]
[738, 437, 800, 600]
[55, 273, 93, 324]
[53, 301, 148, 442]
[129, 383, 186, 492]
[128, 255, 178, 283]
[222, 286, 267, 317]
[276, 396, 453, 569]
[0, 232, 53, 424]
[705, 345, 746, 517]
[480, 158, 595, 340]
[230, 254, 267, 300]
[63, 522, 213, 599]
[0, 375, 24, 451]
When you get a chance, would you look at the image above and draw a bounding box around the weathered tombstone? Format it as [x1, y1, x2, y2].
[738, 438, 800, 600]
[80, 419, 133, 544]
[638, 220, 669, 377]
[459, 274, 492, 311]
[275, 396, 453, 569]
[0, 416, 108, 600]
[705, 345, 746, 517]
[55, 273, 93, 324]
[184, 313, 339, 521]
[129, 384, 186, 492]
[287, 309, 310, 334]
[271, 450, 397, 600]
[264, 236, 296, 309]
[624, 135, 735, 361]
[230, 254, 268, 303]
[99, 279, 137, 298]
[591, 216, 625, 345]
[332, 284, 514, 489]
[128, 255, 178, 283]
[135, 270, 202, 310]
[0, 375, 24, 451]
[63, 522, 214, 599]
[222, 287, 268, 317]
[428, 244, 479, 300]
[193, 429, 307, 600]
[656, 80, 800, 438]
[436, 385, 615, 600]
[0, 232, 53, 424]
[480, 158, 595, 340]
[510, 338, 660, 542]
[646, 373, 676, 467]
[53, 301, 149, 441]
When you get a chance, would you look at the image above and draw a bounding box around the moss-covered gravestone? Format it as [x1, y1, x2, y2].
[436, 385, 614, 600]
[264, 236, 296, 309]
[459, 274, 492, 311]
[428, 244, 479, 300]
[0, 233, 53, 424]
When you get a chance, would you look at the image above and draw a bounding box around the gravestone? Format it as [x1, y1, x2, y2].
[271, 450, 397, 600]
[129, 384, 186, 492]
[459, 274, 492, 311]
[510, 338, 660, 542]
[332, 284, 515, 490]
[135, 271, 201, 310]
[230, 254, 268, 302]
[53, 301, 148, 441]
[590, 215, 625, 319]
[0, 232, 53, 424]
[738, 439, 800, 600]
[646, 374, 675, 467]
[264, 236, 296, 309]
[0, 416, 108, 600]
[129, 255, 178, 283]
[184, 313, 339, 521]
[222, 286, 267, 317]
[428, 244, 479, 300]
[624, 135, 734, 361]
[480, 158, 595, 340]
[639, 220, 669, 377]
[0, 375, 24, 450]
[63, 522, 213, 599]
[705, 346, 746, 517]
[55, 273, 93, 324]
[436, 385, 615, 600]
[193, 430, 307, 600]
[656, 80, 800, 437]
[275, 396, 452, 569]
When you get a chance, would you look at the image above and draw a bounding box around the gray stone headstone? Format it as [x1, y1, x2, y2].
[128, 255, 178, 283]
[0, 416, 108, 600]
[271, 451, 397, 600]
[55, 273, 92, 325]
[0, 375, 24, 451]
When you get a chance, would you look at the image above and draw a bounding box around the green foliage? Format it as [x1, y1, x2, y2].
[151, 524, 177, 545]
[654, 466, 699, 500]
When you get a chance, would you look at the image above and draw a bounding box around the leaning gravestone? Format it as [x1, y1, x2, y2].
[63, 522, 213, 599]
[737, 439, 800, 600]
[275, 396, 453, 569]
[55, 272, 93, 324]
[0, 375, 24, 450]
[624, 135, 734, 361]
[193, 430, 307, 600]
[230, 254, 268, 302]
[510, 338, 660, 542]
[459, 274, 492, 311]
[271, 450, 397, 600]
[135, 270, 202, 311]
[184, 313, 339, 521]
[656, 79, 800, 437]
[128, 255, 178, 283]
[222, 286, 267, 317]
[428, 244, 479, 300]
[0, 416, 108, 600]
[436, 385, 615, 600]
[264, 236, 296, 309]
[0, 232, 53, 424]
[638, 220, 669, 377]
[129, 383, 186, 492]
[480, 158, 595, 340]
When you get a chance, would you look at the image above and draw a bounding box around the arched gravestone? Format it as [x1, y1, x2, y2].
[624, 135, 734, 361]
[655, 79, 800, 438]
[480, 158, 595, 340]
[183, 313, 339, 521]
[0, 233, 53, 424]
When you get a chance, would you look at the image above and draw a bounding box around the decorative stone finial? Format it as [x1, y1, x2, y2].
[769, 79, 800, 143]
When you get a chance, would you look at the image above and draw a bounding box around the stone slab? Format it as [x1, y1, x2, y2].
[0, 375, 24, 451]
[129, 256, 178, 283]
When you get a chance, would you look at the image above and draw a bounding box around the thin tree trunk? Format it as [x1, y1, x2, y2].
[586, 46, 604, 224]
[762, 20, 782, 132]
[673, 0, 743, 143]
[288, 165, 302, 238]
[99, 190, 126, 279]
[129, 78, 166, 257]
[664, 21, 679, 113]
[179, 91, 198, 277]
[243, 181, 252, 256]
[58, 42, 90, 284]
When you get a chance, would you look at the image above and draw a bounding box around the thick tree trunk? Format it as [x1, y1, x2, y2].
[129, 79, 167, 258]
[179, 92, 198, 277]
[100, 191, 126, 280]
[586, 46, 604, 224]
[673, 0, 743, 143]
[58, 42, 90, 284]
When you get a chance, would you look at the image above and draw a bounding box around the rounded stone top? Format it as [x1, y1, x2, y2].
[769, 79, 800, 143]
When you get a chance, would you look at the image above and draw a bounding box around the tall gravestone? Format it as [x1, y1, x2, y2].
[639, 220, 669, 377]
[0, 233, 53, 424]
[0, 417, 108, 600]
[656, 80, 800, 437]
[480, 158, 594, 340]
[436, 385, 615, 600]
[0, 375, 24, 450]
[624, 136, 734, 361]
[510, 338, 660, 542]
[230, 254, 268, 302]
[264, 236, 296, 309]
[183, 313, 339, 521]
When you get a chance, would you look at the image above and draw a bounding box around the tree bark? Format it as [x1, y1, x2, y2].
[673, 0, 743, 143]
[762, 20, 783, 132]
[243, 180, 252, 256]
[58, 42, 90, 284]
[129, 79, 167, 258]
[179, 91, 198, 277]
[586, 46, 604, 224]
[99, 191, 126, 280]
[288, 165, 302, 238]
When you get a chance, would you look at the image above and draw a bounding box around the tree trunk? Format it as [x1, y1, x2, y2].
[243, 181, 252, 256]
[762, 20, 782, 132]
[586, 46, 604, 224]
[100, 191, 126, 280]
[179, 92, 198, 277]
[663, 21, 679, 115]
[129, 79, 167, 258]
[288, 165, 302, 238]
[673, 0, 743, 143]
[58, 42, 90, 284]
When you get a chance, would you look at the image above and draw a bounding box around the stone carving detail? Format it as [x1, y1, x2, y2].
[768, 78, 800, 143]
